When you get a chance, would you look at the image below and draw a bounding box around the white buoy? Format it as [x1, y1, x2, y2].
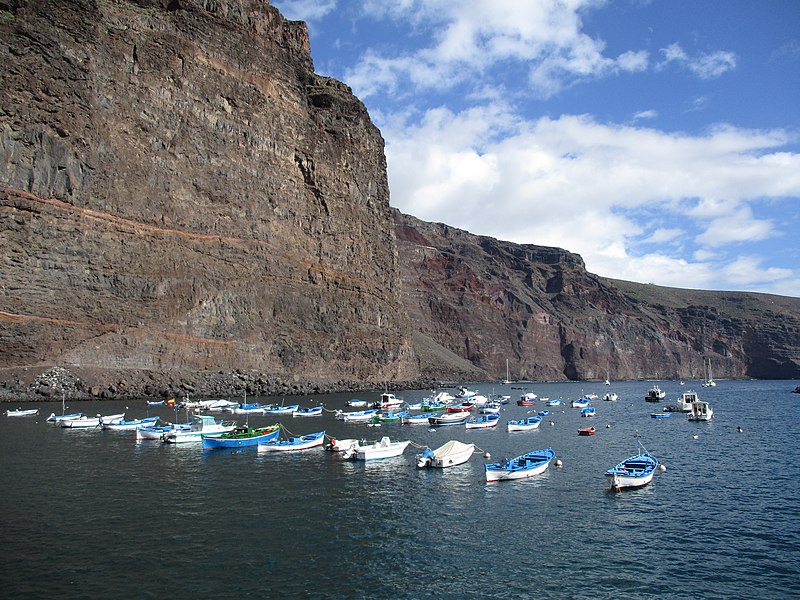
[693, 434, 699, 439]
[606, 424, 611, 428]
[550, 421, 555, 426]
[658, 464, 667, 472]
[483, 451, 491, 459]
[554, 458, 563, 467]
[737, 426, 743, 433]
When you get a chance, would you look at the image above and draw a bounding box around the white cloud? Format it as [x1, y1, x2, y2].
[632, 109, 658, 121]
[271, 0, 337, 22]
[658, 42, 737, 79]
[384, 109, 800, 295]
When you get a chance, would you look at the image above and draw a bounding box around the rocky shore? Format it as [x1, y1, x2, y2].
[0, 365, 447, 403]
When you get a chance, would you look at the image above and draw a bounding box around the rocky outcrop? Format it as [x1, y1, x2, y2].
[395, 211, 800, 382]
[0, 0, 417, 397]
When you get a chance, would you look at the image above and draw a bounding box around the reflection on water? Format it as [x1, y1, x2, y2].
[2, 380, 800, 598]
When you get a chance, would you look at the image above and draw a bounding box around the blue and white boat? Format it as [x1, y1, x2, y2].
[571, 397, 591, 408]
[257, 430, 325, 452]
[136, 421, 192, 441]
[581, 406, 596, 417]
[546, 399, 562, 407]
[232, 402, 264, 415]
[201, 424, 281, 450]
[485, 447, 556, 482]
[102, 416, 160, 430]
[401, 413, 433, 425]
[507, 416, 543, 431]
[47, 412, 82, 423]
[465, 413, 500, 429]
[604, 447, 659, 491]
[163, 415, 237, 443]
[293, 406, 324, 417]
[263, 404, 300, 416]
[538, 410, 550, 417]
[336, 408, 379, 423]
[651, 412, 671, 419]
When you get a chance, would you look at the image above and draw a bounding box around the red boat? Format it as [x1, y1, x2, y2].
[517, 399, 536, 406]
[578, 427, 596, 436]
[446, 402, 475, 413]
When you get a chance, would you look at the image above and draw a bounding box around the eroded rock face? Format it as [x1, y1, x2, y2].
[395, 211, 800, 382]
[0, 0, 417, 393]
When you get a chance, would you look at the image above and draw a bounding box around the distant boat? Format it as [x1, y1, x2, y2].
[445, 402, 475, 413]
[402, 413, 434, 425]
[602, 392, 618, 402]
[507, 416, 543, 431]
[537, 410, 550, 417]
[484, 447, 556, 482]
[465, 413, 500, 429]
[651, 412, 671, 419]
[417, 440, 475, 468]
[604, 447, 659, 491]
[578, 426, 596, 436]
[47, 412, 82, 423]
[645, 386, 666, 402]
[262, 404, 299, 416]
[677, 390, 699, 412]
[428, 412, 470, 426]
[571, 397, 591, 408]
[371, 410, 410, 423]
[547, 398, 562, 407]
[373, 393, 404, 410]
[257, 430, 325, 452]
[517, 392, 538, 406]
[688, 400, 714, 422]
[102, 416, 160, 431]
[146, 400, 165, 406]
[702, 358, 717, 388]
[60, 413, 125, 429]
[503, 359, 513, 384]
[580, 406, 596, 417]
[342, 436, 410, 461]
[336, 408, 379, 423]
[346, 399, 368, 408]
[293, 406, 324, 417]
[163, 415, 236, 443]
[5, 408, 39, 417]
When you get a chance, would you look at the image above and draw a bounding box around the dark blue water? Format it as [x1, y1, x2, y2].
[2, 380, 799, 599]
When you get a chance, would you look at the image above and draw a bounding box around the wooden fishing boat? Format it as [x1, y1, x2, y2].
[416, 440, 475, 468]
[232, 402, 265, 415]
[201, 424, 281, 450]
[293, 406, 324, 417]
[485, 447, 556, 482]
[427, 412, 470, 426]
[578, 426, 596, 436]
[5, 408, 39, 417]
[346, 399, 368, 408]
[371, 410, 409, 423]
[163, 415, 237, 443]
[465, 413, 500, 429]
[262, 404, 299, 416]
[102, 416, 160, 430]
[445, 402, 475, 413]
[604, 448, 659, 491]
[342, 436, 410, 460]
[335, 408, 378, 423]
[257, 430, 325, 452]
[507, 416, 542, 431]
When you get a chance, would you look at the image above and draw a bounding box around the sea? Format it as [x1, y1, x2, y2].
[1, 379, 799, 599]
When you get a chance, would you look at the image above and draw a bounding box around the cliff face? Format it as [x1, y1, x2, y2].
[395, 211, 800, 382]
[0, 0, 417, 395]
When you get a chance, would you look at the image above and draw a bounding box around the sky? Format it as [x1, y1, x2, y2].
[271, 0, 800, 297]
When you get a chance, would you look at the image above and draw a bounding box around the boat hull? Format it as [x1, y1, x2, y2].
[258, 431, 325, 452]
[417, 441, 475, 468]
[201, 427, 280, 449]
[485, 448, 555, 482]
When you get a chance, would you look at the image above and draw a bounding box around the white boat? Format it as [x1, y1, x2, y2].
[417, 440, 475, 468]
[47, 412, 82, 423]
[688, 401, 714, 421]
[677, 390, 699, 412]
[479, 402, 501, 414]
[263, 404, 299, 416]
[645, 386, 666, 402]
[427, 412, 470, 426]
[470, 394, 489, 407]
[503, 359, 513, 384]
[373, 393, 404, 410]
[401, 413, 433, 425]
[485, 447, 555, 482]
[342, 436, 410, 461]
[136, 422, 191, 441]
[602, 392, 618, 401]
[5, 408, 39, 417]
[60, 413, 125, 429]
[425, 391, 456, 404]
[702, 358, 717, 387]
[507, 416, 543, 431]
[546, 398, 562, 407]
[346, 399, 368, 407]
[205, 399, 239, 412]
[325, 437, 360, 452]
[335, 408, 378, 423]
[162, 414, 236, 443]
[293, 406, 324, 417]
[571, 397, 591, 408]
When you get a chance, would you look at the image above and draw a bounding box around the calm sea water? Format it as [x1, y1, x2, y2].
[1, 380, 799, 599]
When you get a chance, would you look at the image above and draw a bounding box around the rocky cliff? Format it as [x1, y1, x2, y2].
[395, 211, 800, 382]
[0, 0, 417, 398]
[0, 1, 797, 401]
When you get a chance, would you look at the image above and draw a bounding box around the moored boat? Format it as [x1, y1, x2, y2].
[645, 385, 666, 402]
[578, 426, 596, 436]
[47, 412, 82, 423]
[342, 436, 410, 460]
[602, 392, 618, 402]
[445, 402, 474, 413]
[336, 408, 379, 423]
[677, 390, 699, 412]
[373, 393, 404, 410]
[507, 416, 542, 431]
[571, 397, 591, 408]
[402, 413, 434, 425]
[163, 414, 237, 443]
[688, 400, 714, 421]
[417, 440, 475, 468]
[546, 398, 562, 407]
[427, 412, 470, 426]
[581, 406, 596, 417]
[262, 404, 299, 416]
[604, 448, 659, 491]
[136, 422, 192, 441]
[60, 413, 125, 429]
[102, 416, 160, 431]
[5, 408, 39, 417]
[257, 430, 326, 452]
[293, 406, 324, 417]
[651, 412, 671, 419]
[325, 437, 360, 452]
[517, 392, 538, 406]
[201, 423, 281, 450]
[485, 447, 556, 482]
[465, 413, 500, 429]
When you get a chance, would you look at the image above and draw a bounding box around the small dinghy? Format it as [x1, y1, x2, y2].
[507, 416, 542, 431]
[5, 408, 39, 417]
[578, 426, 596, 436]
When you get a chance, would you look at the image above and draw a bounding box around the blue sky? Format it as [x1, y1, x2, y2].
[272, 0, 800, 297]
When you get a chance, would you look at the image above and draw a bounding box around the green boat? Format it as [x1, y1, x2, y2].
[201, 423, 282, 450]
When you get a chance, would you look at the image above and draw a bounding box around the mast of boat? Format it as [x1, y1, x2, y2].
[503, 359, 512, 384]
